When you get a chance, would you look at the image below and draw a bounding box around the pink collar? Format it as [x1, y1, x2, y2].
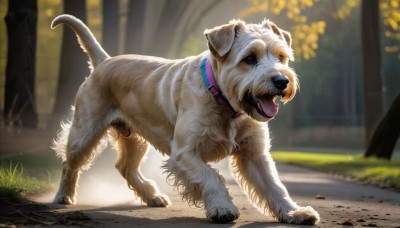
[200, 58, 240, 118]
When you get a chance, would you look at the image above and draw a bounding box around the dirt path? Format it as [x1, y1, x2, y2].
[31, 149, 400, 228]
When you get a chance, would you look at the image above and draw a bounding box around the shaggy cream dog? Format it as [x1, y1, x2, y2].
[51, 14, 320, 224]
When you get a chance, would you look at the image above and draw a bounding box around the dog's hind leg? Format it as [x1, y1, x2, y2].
[53, 115, 107, 205]
[113, 131, 171, 207]
[231, 125, 320, 225]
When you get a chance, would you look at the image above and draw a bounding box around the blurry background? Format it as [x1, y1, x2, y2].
[0, 0, 399, 153]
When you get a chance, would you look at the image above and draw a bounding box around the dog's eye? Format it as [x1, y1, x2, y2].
[242, 55, 258, 65]
[278, 55, 285, 63]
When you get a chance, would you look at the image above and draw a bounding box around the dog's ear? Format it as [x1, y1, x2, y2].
[204, 21, 242, 59]
[263, 20, 292, 47]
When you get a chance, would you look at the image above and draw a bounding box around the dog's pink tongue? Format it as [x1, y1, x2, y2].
[257, 97, 279, 118]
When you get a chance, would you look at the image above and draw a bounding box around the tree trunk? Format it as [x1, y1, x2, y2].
[365, 94, 400, 160]
[361, 0, 384, 146]
[53, 0, 88, 120]
[102, 0, 119, 56]
[125, 0, 146, 54]
[4, 0, 38, 128]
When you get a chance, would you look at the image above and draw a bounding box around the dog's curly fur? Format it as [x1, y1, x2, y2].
[51, 14, 320, 224]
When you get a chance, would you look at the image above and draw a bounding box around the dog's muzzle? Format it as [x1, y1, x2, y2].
[242, 75, 289, 119]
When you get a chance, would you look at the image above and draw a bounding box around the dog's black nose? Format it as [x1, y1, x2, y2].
[273, 75, 289, 90]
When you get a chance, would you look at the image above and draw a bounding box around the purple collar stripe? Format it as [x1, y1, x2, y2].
[200, 58, 240, 118]
[205, 58, 217, 88]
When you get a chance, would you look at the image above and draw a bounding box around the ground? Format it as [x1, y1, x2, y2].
[1, 150, 400, 227]
[1, 129, 400, 227]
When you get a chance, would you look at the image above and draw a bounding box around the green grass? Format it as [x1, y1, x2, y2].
[0, 153, 61, 198]
[271, 151, 400, 189]
[0, 162, 48, 197]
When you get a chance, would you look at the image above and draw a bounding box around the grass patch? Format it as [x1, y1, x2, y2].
[0, 162, 49, 197]
[271, 151, 400, 189]
[0, 153, 61, 198]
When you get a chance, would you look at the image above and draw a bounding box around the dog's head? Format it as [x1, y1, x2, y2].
[204, 19, 298, 122]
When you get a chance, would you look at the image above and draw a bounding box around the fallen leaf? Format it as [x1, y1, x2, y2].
[342, 218, 357, 226]
[315, 195, 326, 199]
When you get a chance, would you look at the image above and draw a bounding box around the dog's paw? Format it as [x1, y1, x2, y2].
[281, 206, 320, 225]
[210, 213, 239, 224]
[53, 194, 74, 205]
[207, 204, 240, 223]
[146, 194, 171, 207]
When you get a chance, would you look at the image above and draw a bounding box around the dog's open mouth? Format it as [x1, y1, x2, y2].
[255, 95, 279, 118]
[244, 93, 283, 118]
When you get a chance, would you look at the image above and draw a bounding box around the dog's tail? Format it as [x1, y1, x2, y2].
[51, 14, 110, 70]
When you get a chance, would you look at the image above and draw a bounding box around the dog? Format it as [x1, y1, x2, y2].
[51, 14, 320, 225]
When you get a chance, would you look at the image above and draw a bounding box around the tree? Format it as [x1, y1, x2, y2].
[125, 0, 146, 54]
[361, 0, 385, 148]
[4, 0, 38, 128]
[53, 0, 88, 121]
[330, 0, 400, 158]
[102, 0, 119, 56]
[364, 0, 400, 160]
[365, 93, 400, 160]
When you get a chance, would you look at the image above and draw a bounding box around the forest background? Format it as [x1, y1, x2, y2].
[0, 0, 399, 153]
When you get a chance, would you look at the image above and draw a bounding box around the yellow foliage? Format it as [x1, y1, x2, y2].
[44, 0, 60, 4]
[385, 31, 400, 40]
[292, 21, 326, 60]
[240, 0, 321, 59]
[381, 0, 400, 32]
[239, 0, 268, 18]
[335, 0, 359, 20]
[381, 0, 400, 56]
[87, 0, 101, 8]
[87, 0, 103, 43]
[240, 0, 318, 20]
[385, 45, 399, 52]
[241, 0, 400, 58]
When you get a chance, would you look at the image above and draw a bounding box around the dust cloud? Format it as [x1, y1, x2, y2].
[35, 145, 232, 206]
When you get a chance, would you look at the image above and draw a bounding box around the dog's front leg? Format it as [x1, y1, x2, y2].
[166, 140, 239, 223]
[231, 127, 320, 225]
